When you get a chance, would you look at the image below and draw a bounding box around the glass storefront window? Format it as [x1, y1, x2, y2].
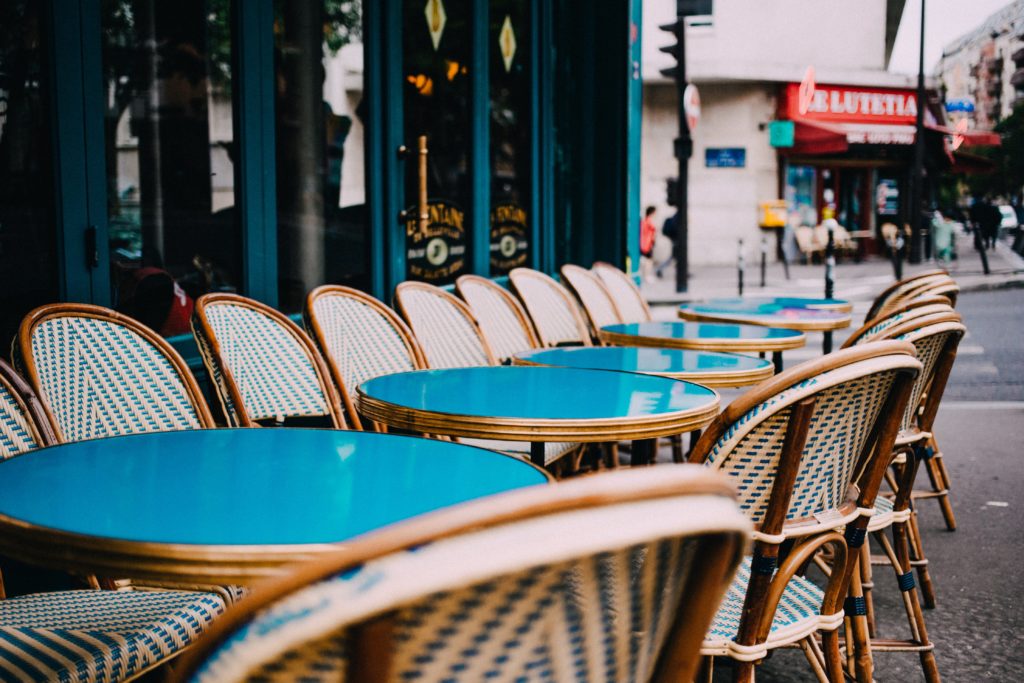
[489, 0, 531, 275]
[0, 1, 58, 349]
[785, 164, 817, 227]
[274, 0, 366, 312]
[102, 0, 240, 336]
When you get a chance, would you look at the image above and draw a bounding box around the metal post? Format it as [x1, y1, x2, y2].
[909, 0, 926, 263]
[673, 1, 691, 293]
[760, 235, 768, 287]
[824, 224, 835, 354]
[737, 239, 745, 296]
[974, 228, 991, 275]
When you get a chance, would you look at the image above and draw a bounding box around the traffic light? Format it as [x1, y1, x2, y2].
[666, 177, 679, 207]
[658, 0, 712, 80]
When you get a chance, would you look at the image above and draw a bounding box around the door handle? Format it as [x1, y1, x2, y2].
[84, 225, 99, 269]
[399, 136, 429, 235]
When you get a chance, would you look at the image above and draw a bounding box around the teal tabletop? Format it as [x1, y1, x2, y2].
[599, 321, 806, 353]
[690, 296, 851, 312]
[678, 298, 852, 332]
[513, 346, 774, 388]
[0, 429, 548, 582]
[357, 366, 720, 442]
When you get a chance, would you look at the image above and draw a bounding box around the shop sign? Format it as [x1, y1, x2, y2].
[406, 199, 467, 282]
[490, 203, 529, 273]
[425, 0, 447, 50]
[875, 179, 899, 216]
[499, 15, 517, 72]
[783, 82, 917, 124]
[768, 120, 795, 147]
[945, 97, 975, 113]
[705, 147, 746, 168]
[684, 84, 701, 132]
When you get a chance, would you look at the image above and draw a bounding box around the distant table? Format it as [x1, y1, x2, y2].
[357, 366, 720, 467]
[0, 429, 549, 585]
[513, 347, 774, 388]
[599, 321, 805, 373]
[678, 296, 852, 354]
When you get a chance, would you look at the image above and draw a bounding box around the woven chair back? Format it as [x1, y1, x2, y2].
[394, 282, 496, 368]
[691, 342, 921, 534]
[305, 286, 426, 427]
[905, 280, 959, 308]
[508, 268, 592, 347]
[175, 467, 749, 683]
[862, 312, 965, 436]
[17, 304, 214, 443]
[560, 264, 623, 337]
[192, 294, 345, 428]
[455, 275, 539, 363]
[842, 298, 955, 348]
[865, 269, 950, 321]
[592, 261, 652, 324]
[0, 360, 55, 458]
[873, 274, 955, 319]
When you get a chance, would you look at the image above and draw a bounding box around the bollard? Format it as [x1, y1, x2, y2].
[823, 225, 836, 354]
[737, 239, 745, 296]
[974, 229, 991, 275]
[760, 235, 768, 287]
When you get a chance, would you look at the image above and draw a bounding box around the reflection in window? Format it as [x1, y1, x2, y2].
[489, 1, 531, 275]
[102, 0, 239, 336]
[0, 1, 57, 348]
[274, 1, 366, 313]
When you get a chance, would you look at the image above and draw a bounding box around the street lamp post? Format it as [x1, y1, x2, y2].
[910, 0, 927, 263]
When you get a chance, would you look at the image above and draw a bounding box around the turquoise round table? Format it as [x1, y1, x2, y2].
[678, 296, 852, 355]
[0, 429, 549, 585]
[599, 321, 805, 373]
[512, 347, 774, 389]
[357, 366, 720, 467]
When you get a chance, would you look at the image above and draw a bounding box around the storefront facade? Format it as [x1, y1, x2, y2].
[0, 0, 642, 357]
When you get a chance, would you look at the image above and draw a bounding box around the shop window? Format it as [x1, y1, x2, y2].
[785, 165, 817, 226]
[274, 0, 367, 312]
[0, 1, 58, 349]
[102, 0, 240, 336]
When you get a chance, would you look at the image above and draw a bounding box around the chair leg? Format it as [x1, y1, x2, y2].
[799, 636, 834, 683]
[846, 557, 874, 683]
[671, 434, 684, 463]
[732, 660, 755, 683]
[696, 656, 714, 683]
[927, 435, 957, 531]
[907, 509, 936, 608]
[859, 542, 876, 636]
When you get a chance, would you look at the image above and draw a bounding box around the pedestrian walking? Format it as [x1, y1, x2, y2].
[655, 210, 679, 278]
[639, 206, 657, 281]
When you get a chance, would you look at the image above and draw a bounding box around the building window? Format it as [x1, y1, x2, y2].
[274, 1, 367, 312]
[102, 0, 240, 336]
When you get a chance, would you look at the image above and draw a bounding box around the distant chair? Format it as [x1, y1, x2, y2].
[592, 261, 653, 323]
[455, 275, 540, 364]
[864, 270, 951, 322]
[0, 359, 228, 683]
[560, 264, 623, 341]
[794, 226, 825, 263]
[690, 342, 920, 682]
[305, 285, 427, 427]
[17, 303, 215, 443]
[173, 467, 750, 683]
[842, 296, 955, 348]
[508, 268, 592, 347]
[193, 293, 346, 428]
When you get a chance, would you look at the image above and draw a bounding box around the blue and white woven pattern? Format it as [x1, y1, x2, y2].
[895, 325, 961, 433]
[593, 267, 649, 324]
[458, 281, 535, 362]
[459, 437, 577, 466]
[398, 288, 491, 369]
[29, 317, 202, 442]
[702, 557, 838, 660]
[0, 380, 39, 459]
[190, 494, 746, 683]
[510, 273, 587, 346]
[311, 294, 417, 405]
[857, 304, 952, 344]
[562, 268, 621, 330]
[200, 303, 329, 424]
[704, 359, 902, 525]
[0, 589, 224, 682]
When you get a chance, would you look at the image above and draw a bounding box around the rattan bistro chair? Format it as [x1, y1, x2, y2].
[173, 467, 750, 683]
[560, 264, 624, 341]
[305, 286, 427, 428]
[508, 268, 593, 347]
[455, 275, 540, 363]
[16, 303, 215, 442]
[842, 297, 954, 348]
[394, 282, 579, 469]
[0, 360, 227, 683]
[192, 293, 346, 428]
[592, 261, 653, 324]
[864, 270, 951, 322]
[689, 342, 920, 683]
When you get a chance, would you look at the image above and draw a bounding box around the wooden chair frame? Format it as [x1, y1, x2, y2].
[455, 275, 540, 361]
[0, 359, 57, 453]
[171, 467, 749, 683]
[690, 342, 920, 683]
[864, 270, 950, 322]
[192, 293, 346, 428]
[592, 260, 654, 323]
[508, 268, 593, 347]
[305, 285, 427, 427]
[394, 281, 499, 367]
[560, 264, 625, 341]
[842, 297, 954, 349]
[17, 303, 215, 441]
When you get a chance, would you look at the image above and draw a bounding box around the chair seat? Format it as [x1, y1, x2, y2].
[702, 557, 842, 661]
[459, 438, 579, 466]
[867, 495, 911, 532]
[0, 589, 225, 682]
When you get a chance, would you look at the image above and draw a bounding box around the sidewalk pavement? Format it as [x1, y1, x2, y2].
[641, 229, 1024, 308]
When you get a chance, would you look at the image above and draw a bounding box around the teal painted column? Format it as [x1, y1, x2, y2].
[234, 0, 278, 306]
[625, 0, 643, 273]
[471, 0, 491, 277]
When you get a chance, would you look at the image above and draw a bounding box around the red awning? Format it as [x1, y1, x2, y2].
[948, 150, 997, 174]
[925, 123, 1001, 147]
[786, 120, 849, 155]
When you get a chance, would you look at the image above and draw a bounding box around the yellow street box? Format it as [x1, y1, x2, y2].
[759, 200, 787, 228]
